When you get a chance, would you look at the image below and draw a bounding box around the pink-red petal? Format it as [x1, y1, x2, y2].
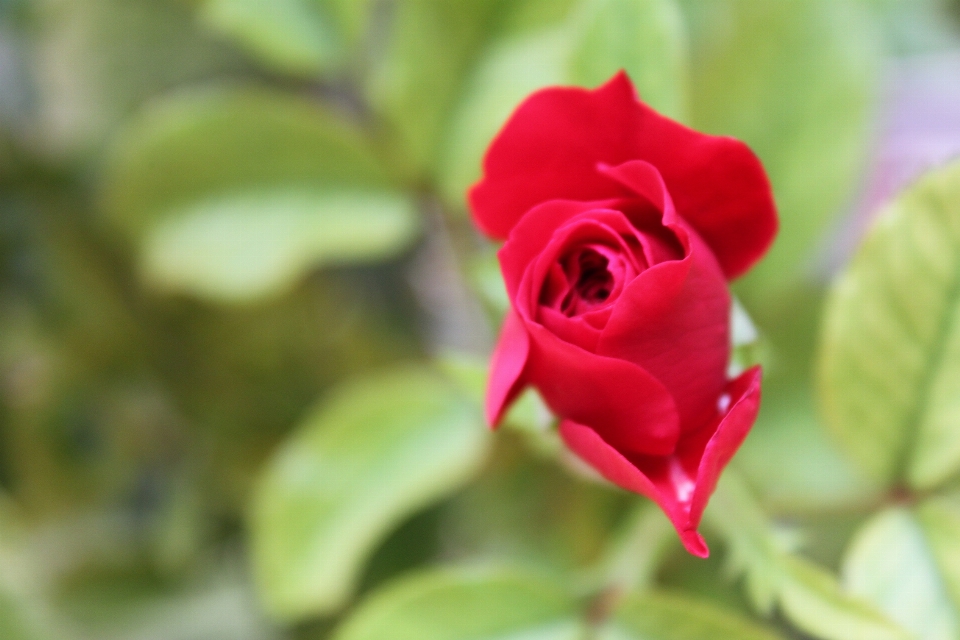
[558, 366, 762, 557]
[591, 161, 730, 431]
[485, 309, 530, 427]
[685, 367, 763, 526]
[526, 322, 680, 456]
[470, 71, 777, 279]
[497, 199, 623, 304]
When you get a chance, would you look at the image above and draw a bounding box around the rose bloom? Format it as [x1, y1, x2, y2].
[470, 72, 777, 556]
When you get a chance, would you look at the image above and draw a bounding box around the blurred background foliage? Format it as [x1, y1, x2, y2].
[1, 0, 960, 638]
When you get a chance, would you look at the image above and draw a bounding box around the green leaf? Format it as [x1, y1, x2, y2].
[843, 507, 957, 640]
[29, 0, 241, 155]
[817, 160, 960, 489]
[776, 556, 911, 640]
[141, 191, 418, 302]
[0, 588, 46, 640]
[839, 494, 960, 640]
[918, 494, 960, 613]
[199, 0, 341, 75]
[600, 590, 785, 640]
[683, 0, 881, 302]
[568, 0, 687, 119]
[101, 86, 390, 235]
[331, 566, 583, 640]
[367, 0, 507, 178]
[249, 367, 490, 621]
[434, 351, 489, 403]
[734, 383, 879, 514]
[100, 86, 414, 301]
[707, 472, 911, 640]
[321, 0, 375, 44]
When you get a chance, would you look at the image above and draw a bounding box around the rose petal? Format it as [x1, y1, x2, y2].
[527, 216, 643, 320]
[590, 161, 730, 431]
[686, 367, 762, 526]
[526, 322, 680, 456]
[498, 199, 622, 304]
[486, 309, 530, 427]
[470, 71, 777, 279]
[558, 367, 762, 557]
[558, 420, 705, 555]
[538, 307, 602, 353]
[597, 160, 676, 223]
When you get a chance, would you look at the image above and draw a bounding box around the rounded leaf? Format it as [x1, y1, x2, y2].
[601, 590, 786, 640]
[141, 191, 418, 302]
[249, 368, 490, 621]
[843, 507, 957, 640]
[818, 160, 960, 488]
[332, 567, 582, 640]
[100, 86, 391, 238]
[199, 0, 341, 76]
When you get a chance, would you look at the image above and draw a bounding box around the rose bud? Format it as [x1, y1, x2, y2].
[469, 72, 778, 557]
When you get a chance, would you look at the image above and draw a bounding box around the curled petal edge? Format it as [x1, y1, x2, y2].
[485, 309, 530, 427]
[558, 366, 762, 557]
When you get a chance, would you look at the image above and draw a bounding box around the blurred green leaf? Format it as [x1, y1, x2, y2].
[0, 593, 45, 640]
[707, 472, 910, 640]
[29, 0, 241, 155]
[367, 0, 507, 178]
[101, 86, 390, 235]
[843, 507, 957, 640]
[817, 160, 960, 489]
[141, 191, 418, 302]
[599, 590, 785, 640]
[775, 555, 910, 640]
[684, 0, 881, 303]
[331, 566, 583, 640]
[249, 367, 490, 621]
[100, 86, 416, 301]
[199, 0, 341, 75]
[0, 509, 46, 639]
[568, 0, 687, 119]
[320, 0, 374, 45]
[434, 351, 488, 403]
[918, 495, 960, 613]
[735, 384, 879, 514]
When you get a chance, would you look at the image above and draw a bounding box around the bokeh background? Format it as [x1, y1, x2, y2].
[2, 1, 960, 639]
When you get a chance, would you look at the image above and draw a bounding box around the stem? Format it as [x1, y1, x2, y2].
[406, 193, 495, 356]
[576, 499, 677, 630]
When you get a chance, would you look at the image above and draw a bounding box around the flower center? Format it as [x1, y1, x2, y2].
[561, 248, 615, 315]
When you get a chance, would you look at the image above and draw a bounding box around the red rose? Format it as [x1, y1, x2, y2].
[470, 72, 777, 557]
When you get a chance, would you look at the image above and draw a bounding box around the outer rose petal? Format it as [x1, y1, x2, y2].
[486, 309, 530, 427]
[469, 71, 777, 279]
[558, 366, 762, 556]
[526, 322, 680, 456]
